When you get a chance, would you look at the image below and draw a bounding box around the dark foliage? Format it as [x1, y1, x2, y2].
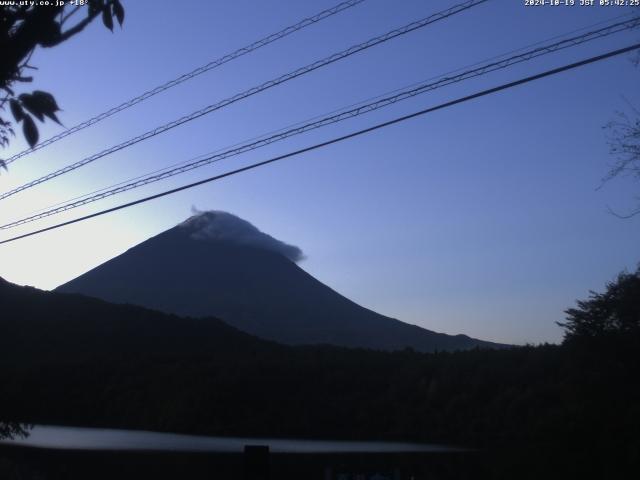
[1, 277, 640, 478]
[0, 422, 28, 441]
[0, 0, 124, 160]
[559, 266, 640, 340]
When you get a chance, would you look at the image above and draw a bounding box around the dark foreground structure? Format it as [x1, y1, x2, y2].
[0, 445, 486, 480]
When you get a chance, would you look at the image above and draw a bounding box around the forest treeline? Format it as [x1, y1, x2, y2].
[0, 269, 639, 478]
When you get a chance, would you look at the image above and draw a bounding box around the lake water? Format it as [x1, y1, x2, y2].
[1, 425, 465, 454]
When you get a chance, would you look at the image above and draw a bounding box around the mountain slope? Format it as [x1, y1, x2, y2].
[57, 211, 502, 352]
[0, 276, 276, 366]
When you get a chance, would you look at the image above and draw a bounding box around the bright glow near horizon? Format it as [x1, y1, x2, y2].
[0, 0, 639, 345]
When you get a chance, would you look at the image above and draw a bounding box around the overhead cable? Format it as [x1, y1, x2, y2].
[0, 0, 489, 201]
[2, 41, 638, 245]
[3, 15, 638, 230]
[2, 0, 368, 166]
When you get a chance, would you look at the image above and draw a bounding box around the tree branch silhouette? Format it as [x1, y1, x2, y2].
[0, 0, 124, 168]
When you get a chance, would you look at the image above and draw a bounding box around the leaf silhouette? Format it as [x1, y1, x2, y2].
[29, 91, 63, 125]
[19, 93, 49, 122]
[113, 0, 125, 26]
[22, 115, 39, 148]
[32, 91, 60, 113]
[88, 0, 99, 17]
[43, 110, 63, 126]
[102, 7, 114, 31]
[9, 99, 24, 122]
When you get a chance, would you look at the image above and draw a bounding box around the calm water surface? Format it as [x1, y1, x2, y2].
[1, 426, 465, 453]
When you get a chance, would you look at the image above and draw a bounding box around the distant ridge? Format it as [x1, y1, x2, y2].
[57, 211, 504, 352]
[0, 276, 276, 366]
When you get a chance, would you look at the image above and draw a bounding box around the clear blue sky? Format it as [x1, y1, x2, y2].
[0, 0, 638, 345]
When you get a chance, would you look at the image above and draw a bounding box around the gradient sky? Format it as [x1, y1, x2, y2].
[0, 0, 638, 345]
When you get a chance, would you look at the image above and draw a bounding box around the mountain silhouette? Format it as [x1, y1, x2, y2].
[57, 211, 502, 352]
[0, 275, 277, 366]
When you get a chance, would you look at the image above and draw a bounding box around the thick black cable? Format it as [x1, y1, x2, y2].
[2, 15, 638, 230]
[2, 41, 637, 246]
[3, 0, 367, 166]
[18, 9, 637, 219]
[0, 0, 489, 201]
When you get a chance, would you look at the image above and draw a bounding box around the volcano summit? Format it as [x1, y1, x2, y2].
[57, 211, 501, 351]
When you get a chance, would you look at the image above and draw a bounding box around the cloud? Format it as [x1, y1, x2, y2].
[180, 209, 305, 263]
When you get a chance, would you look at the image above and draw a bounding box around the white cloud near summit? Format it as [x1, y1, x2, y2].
[181, 209, 305, 263]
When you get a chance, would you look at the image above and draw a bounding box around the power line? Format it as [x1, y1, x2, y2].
[38, 0, 628, 222]
[16, 8, 637, 222]
[0, 0, 489, 202]
[2, 0, 367, 166]
[2, 41, 638, 246]
[19, 10, 636, 220]
[3, 15, 638, 230]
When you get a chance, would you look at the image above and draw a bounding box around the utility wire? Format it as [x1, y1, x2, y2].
[0, 0, 489, 202]
[2, 41, 638, 246]
[19, 9, 636, 220]
[15, 7, 638, 221]
[3, 15, 638, 230]
[2, 0, 367, 166]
